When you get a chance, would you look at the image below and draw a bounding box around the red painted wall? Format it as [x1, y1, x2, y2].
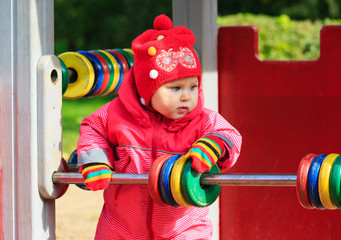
[218, 26, 341, 239]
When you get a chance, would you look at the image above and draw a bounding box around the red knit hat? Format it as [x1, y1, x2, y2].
[132, 14, 202, 107]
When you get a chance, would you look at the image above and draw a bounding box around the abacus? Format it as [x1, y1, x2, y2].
[58, 48, 133, 99]
[52, 151, 341, 210]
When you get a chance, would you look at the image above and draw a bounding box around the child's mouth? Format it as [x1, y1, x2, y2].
[177, 106, 188, 114]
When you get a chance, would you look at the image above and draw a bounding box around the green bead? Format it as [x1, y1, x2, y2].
[59, 57, 69, 95]
[114, 48, 134, 69]
[181, 160, 221, 207]
[329, 155, 341, 208]
[92, 50, 115, 95]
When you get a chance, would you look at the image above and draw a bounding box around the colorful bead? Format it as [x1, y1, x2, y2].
[114, 48, 134, 69]
[296, 153, 316, 209]
[181, 160, 221, 207]
[123, 48, 134, 59]
[170, 155, 192, 207]
[58, 57, 69, 95]
[89, 51, 111, 97]
[148, 154, 172, 206]
[100, 50, 120, 95]
[111, 49, 130, 80]
[307, 154, 326, 209]
[318, 153, 338, 209]
[93, 50, 115, 96]
[330, 155, 341, 208]
[159, 155, 181, 207]
[77, 51, 104, 97]
[58, 52, 95, 99]
[105, 50, 124, 94]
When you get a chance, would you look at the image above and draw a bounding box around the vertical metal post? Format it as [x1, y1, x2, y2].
[0, 0, 56, 239]
[172, 0, 218, 111]
[172, 1, 219, 239]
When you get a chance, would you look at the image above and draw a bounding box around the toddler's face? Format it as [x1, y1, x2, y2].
[151, 77, 199, 120]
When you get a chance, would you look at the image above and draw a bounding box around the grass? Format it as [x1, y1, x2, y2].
[62, 95, 115, 158]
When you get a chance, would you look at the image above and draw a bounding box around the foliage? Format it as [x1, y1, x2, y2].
[218, 0, 341, 19]
[55, 0, 172, 55]
[55, 0, 341, 55]
[218, 13, 341, 60]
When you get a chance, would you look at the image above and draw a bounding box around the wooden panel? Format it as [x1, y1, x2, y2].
[218, 25, 341, 239]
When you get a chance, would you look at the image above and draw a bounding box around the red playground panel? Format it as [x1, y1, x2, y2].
[218, 25, 341, 239]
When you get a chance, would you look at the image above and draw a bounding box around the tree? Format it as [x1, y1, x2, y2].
[55, 0, 172, 54]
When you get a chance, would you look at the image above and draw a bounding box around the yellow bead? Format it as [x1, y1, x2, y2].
[58, 52, 95, 99]
[170, 156, 192, 207]
[157, 35, 164, 40]
[148, 47, 156, 56]
[318, 153, 339, 209]
[97, 50, 120, 95]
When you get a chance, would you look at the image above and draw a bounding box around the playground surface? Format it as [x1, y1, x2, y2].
[56, 185, 103, 240]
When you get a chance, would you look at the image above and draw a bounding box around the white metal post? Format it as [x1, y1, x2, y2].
[173, 0, 218, 111]
[0, 0, 56, 239]
[172, 1, 219, 239]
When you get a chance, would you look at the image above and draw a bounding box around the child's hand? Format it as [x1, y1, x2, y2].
[81, 163, 113, 191]
[184, 135, 225, 173]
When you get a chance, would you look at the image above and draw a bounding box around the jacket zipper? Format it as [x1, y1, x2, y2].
[151, 114, 162, 160]
[148, 114, 162, 239]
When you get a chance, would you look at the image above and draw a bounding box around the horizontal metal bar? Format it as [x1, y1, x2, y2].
[201, 173, 297, 186]
[53, 172, 149, 185]
[53, 172, 297, 186]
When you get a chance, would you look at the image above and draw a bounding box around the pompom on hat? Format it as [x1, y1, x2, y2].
[132, 14, 201, 107]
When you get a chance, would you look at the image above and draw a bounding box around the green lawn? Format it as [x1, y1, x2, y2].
[62, 95, 115, 158]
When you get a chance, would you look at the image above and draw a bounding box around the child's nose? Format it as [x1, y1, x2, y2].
[180, 90, 190, 101]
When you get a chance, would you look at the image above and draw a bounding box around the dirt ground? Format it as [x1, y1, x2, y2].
[56, 185, 104, 240]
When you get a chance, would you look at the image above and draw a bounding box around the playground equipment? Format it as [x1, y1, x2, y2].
[218, 25, 341, 239]
[2, 0, 341, 239]
[50, 152, 341, 211]
[58, 49, 133, 99]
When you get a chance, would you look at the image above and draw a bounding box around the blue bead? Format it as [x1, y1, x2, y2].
[77, 51, 104, 96]
[307, 154, 327, 209]
[159, 155, 181, 206]
[105, 50, 124, 92]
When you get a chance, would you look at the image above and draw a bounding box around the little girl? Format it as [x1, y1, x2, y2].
[77, 14, 242, 239]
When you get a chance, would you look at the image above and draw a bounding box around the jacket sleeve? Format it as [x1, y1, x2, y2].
[77, 102, 115, 168]
[202, 110, 242, 172]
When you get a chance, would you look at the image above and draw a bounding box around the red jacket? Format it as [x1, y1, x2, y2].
[77, 68, 242, 239]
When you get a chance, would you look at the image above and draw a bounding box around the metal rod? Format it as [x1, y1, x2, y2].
[201, 173, 297, 186]
[53, 172, 297, 186]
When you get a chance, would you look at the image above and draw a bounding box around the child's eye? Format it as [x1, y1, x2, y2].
[190, 85, 198, 90]
[171, 86, 181, 91]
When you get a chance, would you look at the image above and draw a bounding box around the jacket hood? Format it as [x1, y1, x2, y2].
[118, 67, 204, 131]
